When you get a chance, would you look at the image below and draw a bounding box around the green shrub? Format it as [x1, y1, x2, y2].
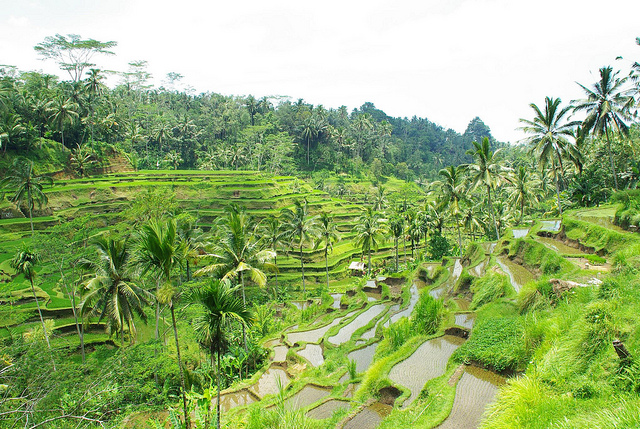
[384, 318, 414, 349]
[412, 292, 444, 335]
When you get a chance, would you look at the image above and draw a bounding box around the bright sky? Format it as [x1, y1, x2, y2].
[2, 0, 639, 143]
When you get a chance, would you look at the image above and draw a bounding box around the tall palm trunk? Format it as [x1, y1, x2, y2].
[60, 263, 84, 363]
[170, 301, 191, 429]
[215, 333, 222, 429]
[27, 186, 34, 235]
[605, 128, 619, 190]
[30, 278, 55, 370]
[394, 237, 399, 272]
[367, 248, 372, 276]
[273, 252, 278, 299]
[300, 243, 306, 295]
[154, 278, 160, 385]
[325, 247, 329, 291]
[553, 159, 563, 216]
[487, 185, 499, 239]
[456, 216, 463, 257]
[240, 272, 248, 352]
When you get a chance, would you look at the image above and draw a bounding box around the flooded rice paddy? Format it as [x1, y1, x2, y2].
[454, 313, 475, 329]
[249, 367, 290, 398]
[283, 385, 330, 411]
[328, 305, 385, 346]
[348, 342, 379, 373]
[535, 236, 585, 255]
[344, 402, 392, 429]
[297, 343, 324, 367]
[306, 399, 351, 419]
[272, 344, 288, 363]
[540, 220, 561, 232]
[512, 228, 529, 238]
[214, 389, 259, 412]
[495, 257, 534, 293]
[287, 311, 355, 344]
[388, 335, 465, 406]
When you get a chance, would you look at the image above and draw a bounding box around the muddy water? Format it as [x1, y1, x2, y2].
[512, 228, 529, 239]
[344, 402, 392, 429]
[348, 342, 379, 373]
[452, 258, 463, 281]
[496, 257, 534, 293]
[328, 305, 385, 346]
[298, 344, 324, 367]
[388, 335, 465, 406]
[365, 280, 377, 289]
[471, 259, 487, 277]
[292, 300, 310, 310]
[454, 313, 475, 329]
[535, 236, 584, 255]
[287, 311, 356, 344]
[249, 367, 291, 398]
[273, 345, 288, 363]
[215, 389, 259, 412]
[540, 220, 561, 232]
[437, 366, 504, 429]
[331, 293, 343, 309]
[307, 399, 351, 419]
[384, 283, 419, 328]
[283, 385, 330, 411]
[366, 292, 381, 301]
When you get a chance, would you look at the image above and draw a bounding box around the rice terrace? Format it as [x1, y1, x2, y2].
[2, 11, 640, 429]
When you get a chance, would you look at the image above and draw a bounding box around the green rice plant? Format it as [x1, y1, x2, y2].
[347, 359, 357, 379]
[518, 278, 553, 314]
[384, 318, 414, 349]
[412, 291, 444, 335]
[453, 317, 527, 372]
[470, 272, 511, 310]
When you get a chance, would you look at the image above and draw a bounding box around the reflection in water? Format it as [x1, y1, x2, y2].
[344, 402, 392, 429]
[249, 367, 290, 398]
[348, 342, 379, 373]
[307, 399, 351, 420]
[328, 305, 385, 346]
[512, 228, 529, 239]
[283, 385, 330, 411]
[298, 344, 324, 367]
[213, 389, 259, 412]
[496, 257, 534, 293]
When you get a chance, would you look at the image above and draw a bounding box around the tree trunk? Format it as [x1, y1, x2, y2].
[274, 253, 278, 299]
[325, 247, 329, 291]
[27, 186, 34, 236]
[216, 336, 222, 429]
[154, 278, 160, 385]
[367, 248, 372, 276]
[395, 237, 399, 272]
[553, 160, 563, 217]
[487, 185, 499, 239]
[240, 272, 248, 352]
[171, 302, 191, 429]
[31, 279, 55, 370]
[456, 216, 463, 257]
[300, 243, 306, 295]
[605, 128, 619, 190]
[60, 262, 84, 363]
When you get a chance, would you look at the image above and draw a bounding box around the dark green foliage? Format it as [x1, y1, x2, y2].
[453, 317, 528, 372]
[412, 291, 444, 335]
[428, 233, 450, 260]
[613, 189, 640, 230]
[509, 238, 571, 275]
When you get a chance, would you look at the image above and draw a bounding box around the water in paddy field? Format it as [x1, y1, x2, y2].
[287, 311, 356, 344]
[283, 385, 330, 411]
[388, 335, 465, 406]
[384, 282, 419, 327]
[344, 402, 392, 429]
[249, 367, 290, 398]
[272, 345, 288, 363]
[328, 305, 385, 346]
[306, 399, 351, 419]
[331, 293, 343, 309]
[540, 220, 561, 232]
[297, 343, 324, 367]
[213, 389, 259, 412]
[347, 341, 379, 373]
[512, 228, 529, 238]
[534, 236, 584, 255]
[455, 313, 475, 329]
[437, 366, 505, 429]
[495, 257, 534, 293]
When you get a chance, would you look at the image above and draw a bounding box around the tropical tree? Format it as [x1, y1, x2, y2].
[280, 200, 319, 295]
[373, 185, 387, 211]
[316, 212, 339, 291]
[80, 237, 152, 344]
[11, 248, 55, 368]
[434, 165, 466, 255]
[574, 66, 634, 190]
[508, 165, 541, 224]
[463, 137, 510, 238]
[0, 112, 25, 153]
[461, 203, 483, 241]
[134, 219, 190, 429]
[191, 281, 252, 429]
[388, 213, 404, 272]
[259, 215, 286, 298]
[519, 97, 579, 216]
[354, 207, 386, 276]
[46, 96, 79, 147]
[0, 157, 53, 235]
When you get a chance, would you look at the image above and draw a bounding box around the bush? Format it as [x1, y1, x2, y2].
[412, 292, 444, 335]
[428, 233, 451, 260]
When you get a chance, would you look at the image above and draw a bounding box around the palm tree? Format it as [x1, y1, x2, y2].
[373, 185, 387, 211]
[259, 215, 286, 298]
[519, 97, 579, 216]
[508, 166, 541, 224]
[191, 281, 252, 429]
[46, 96, 79, 147]
[1, 157, 53, 235]
[80, 237, 152, 344]
[0, 113, 25, 153]
[135, 219, 190, 429]
[354, 207, 386, 276]
[388, 214, 404, 272]
[462, 203, 483, 241]
[280, 200, 319, 295]
[316, 212, 339, 291]
[11, 248, 55, 369]
[434, 165, 466, 255]
[574, 66, 634, 190]
[463, 138, 510, 238]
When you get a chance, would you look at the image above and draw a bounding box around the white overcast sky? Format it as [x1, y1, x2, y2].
[2, 0, 640, 143]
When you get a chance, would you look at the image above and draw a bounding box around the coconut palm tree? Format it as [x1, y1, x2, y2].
[280, 200, 319, 295]
[508, 165, 541, 224]
[373, 185, 387, 211]
[519, 97, 579, 216]
[316, 212, 339, 291]
[258, 215, 286, 299]
[191, 280, 252, 429]
[463, 138, 510, 238]
[434, 165, 466, 255]
[80, 237, 152, 344]
[388, 213, 404, 272]
[354, 207, 386, 276]
[462, 203, 483, 241]
[574, 66, 634, 190]
[134, 219, 190, 429]
[46, 96, 79, 147]
[1, 157, 53, 235]
[11, 248, 55, 369]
